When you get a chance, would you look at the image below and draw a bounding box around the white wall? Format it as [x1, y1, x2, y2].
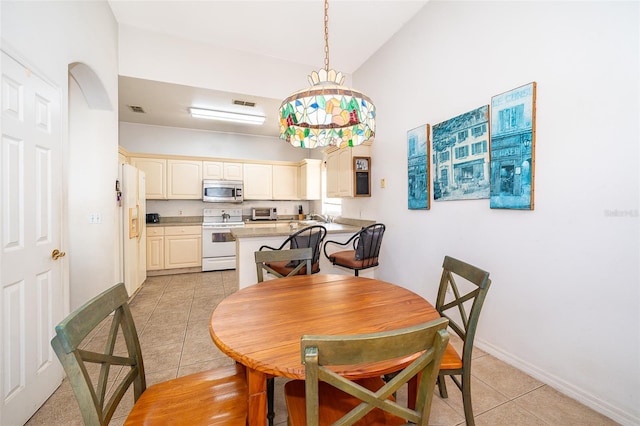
[2, 1, 120, 309]
[351, 1, 639, 424]
[120, 122, 314, 163]
[118, 24, 354, 101]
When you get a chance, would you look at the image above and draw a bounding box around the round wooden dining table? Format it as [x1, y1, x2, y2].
[209, 273, 440, 426]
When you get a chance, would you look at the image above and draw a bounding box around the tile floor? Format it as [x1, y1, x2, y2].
[27, 271, 618, 426]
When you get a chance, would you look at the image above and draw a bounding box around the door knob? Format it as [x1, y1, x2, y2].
[52, 249, 66, 260]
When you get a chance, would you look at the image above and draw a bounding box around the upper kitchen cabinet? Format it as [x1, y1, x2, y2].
[203, 161, 243, 180]
[325, 145, 370, 198]
[130, 157, 166, 199]
[130, 156, 202, 200]
[298, 159, 322, 200]
[167, 159, 202, 199]
[272, 164, 298, 200]
[243, 163, 273, 200]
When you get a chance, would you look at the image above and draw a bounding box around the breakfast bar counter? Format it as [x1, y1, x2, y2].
[233, 218, 376, 288]
[231, 221, 361, 238]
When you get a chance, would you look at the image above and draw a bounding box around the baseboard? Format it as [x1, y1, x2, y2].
[146, 266, 203, 276]
[474, 338, 639, 426]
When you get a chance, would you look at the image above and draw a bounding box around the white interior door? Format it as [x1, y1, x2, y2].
[1, 51, 65, 425]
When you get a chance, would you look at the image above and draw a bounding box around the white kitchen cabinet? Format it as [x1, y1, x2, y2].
[272, 164, 298, 200]
[131, 157, 166, 199]
[146, 227, 165, 271]
[298, 159, 322, 200]
[203, 161, 243, 180]
[164, 225, 202, 269]
[243, 163, 273, 200]
[325, 146, 370, 197]
[167, 159, 202, 199]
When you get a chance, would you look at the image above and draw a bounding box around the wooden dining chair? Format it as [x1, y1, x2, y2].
[284, 318, 450, 426]
[255, 247, 313, 426]
[50, 282, 247, 426]
[259, 224, 327, 275]
[323, 223, 385, 276]
[435, 255, 491, 426]
[255, 247, 313, 281]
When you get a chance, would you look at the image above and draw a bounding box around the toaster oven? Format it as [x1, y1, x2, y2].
[251, 207, 277, 220]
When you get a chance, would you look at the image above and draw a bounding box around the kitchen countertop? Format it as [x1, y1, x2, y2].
[146, 216, 203, 227]
[232, 222, 363, 238]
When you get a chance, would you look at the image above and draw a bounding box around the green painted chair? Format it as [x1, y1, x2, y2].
[284, 318, 450, 426]
[435, 255, 492, 426]
[50, 282, 247, 426]
[255, 247, 313, 282]
[255, 246, 313, 426]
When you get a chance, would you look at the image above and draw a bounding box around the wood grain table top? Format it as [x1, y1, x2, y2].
[209, 274, 439, 380]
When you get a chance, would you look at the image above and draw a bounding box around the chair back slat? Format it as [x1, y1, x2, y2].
[255, 247, 313, 281]
[301, 318, 449, 426]
[436, 256, 491, 359]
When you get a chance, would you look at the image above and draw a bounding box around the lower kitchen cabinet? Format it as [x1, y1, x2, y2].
[146, 227, 165, 270]
[164, 226, 202, 269]
[146, 226, 202, 271]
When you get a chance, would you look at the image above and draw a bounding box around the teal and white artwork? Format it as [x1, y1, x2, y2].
[407, 124, 430, 209]
[432, 106, 490, 201]
[490, 82, 537, 210]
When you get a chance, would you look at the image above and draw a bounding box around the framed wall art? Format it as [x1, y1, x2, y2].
[490, 82, 537, 210]
[407, 124, 430, 209]
[432, 105, 490, 201]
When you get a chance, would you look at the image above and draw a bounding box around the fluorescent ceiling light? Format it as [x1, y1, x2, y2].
[189, 107, 265, 125]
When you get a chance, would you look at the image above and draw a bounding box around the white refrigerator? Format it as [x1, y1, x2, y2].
[120, 163, 147, 296]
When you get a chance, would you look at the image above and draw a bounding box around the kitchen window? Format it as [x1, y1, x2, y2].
[322, 168, 342, 216]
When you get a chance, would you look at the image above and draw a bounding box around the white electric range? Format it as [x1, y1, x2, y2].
[201, 208, 244, 272]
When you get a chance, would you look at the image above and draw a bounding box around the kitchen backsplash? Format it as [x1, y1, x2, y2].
[146, 199, 322, 220]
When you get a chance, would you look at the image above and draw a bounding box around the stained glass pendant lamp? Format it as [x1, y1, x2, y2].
[279, 0, 376, 149]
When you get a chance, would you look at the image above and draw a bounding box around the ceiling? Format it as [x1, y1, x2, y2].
[110, 1, 427, 138]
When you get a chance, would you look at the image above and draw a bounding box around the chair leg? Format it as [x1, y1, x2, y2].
[461, 372, 475, 426]
[267, 377, 275, 426]
[354, 269, 359, 276]
[437, 374, 448, 398]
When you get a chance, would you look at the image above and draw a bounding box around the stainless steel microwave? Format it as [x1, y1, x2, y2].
[202, 180, 243, 203]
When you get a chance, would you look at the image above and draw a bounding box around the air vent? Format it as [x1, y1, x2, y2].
[128, 105, 145, 113]
[233, 99, 256, 107]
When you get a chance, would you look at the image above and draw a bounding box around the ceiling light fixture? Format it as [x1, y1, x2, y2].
[279, 0, 376, 149]
[189, 107, 265, 125]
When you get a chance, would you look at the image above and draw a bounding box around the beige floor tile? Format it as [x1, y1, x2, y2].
[428, 394, 466, 426]
[185, 319, 214, 341]
[437, 375, 509, 419]
[473, 354, 544, 398]
[139, 322, 186, 348]
[180, 335, 227, 365]
[140, 342, 183, 373]
[475, 400, 548, 426]
[177, 357, 236, 377]
[515, 386, 619, 426]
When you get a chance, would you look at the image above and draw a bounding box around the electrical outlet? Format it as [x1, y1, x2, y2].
[178, 209, 183, 215]
[380, 178, 386, 188]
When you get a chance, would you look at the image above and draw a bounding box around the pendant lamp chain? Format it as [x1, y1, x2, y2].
[324, 0, 330, 72]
